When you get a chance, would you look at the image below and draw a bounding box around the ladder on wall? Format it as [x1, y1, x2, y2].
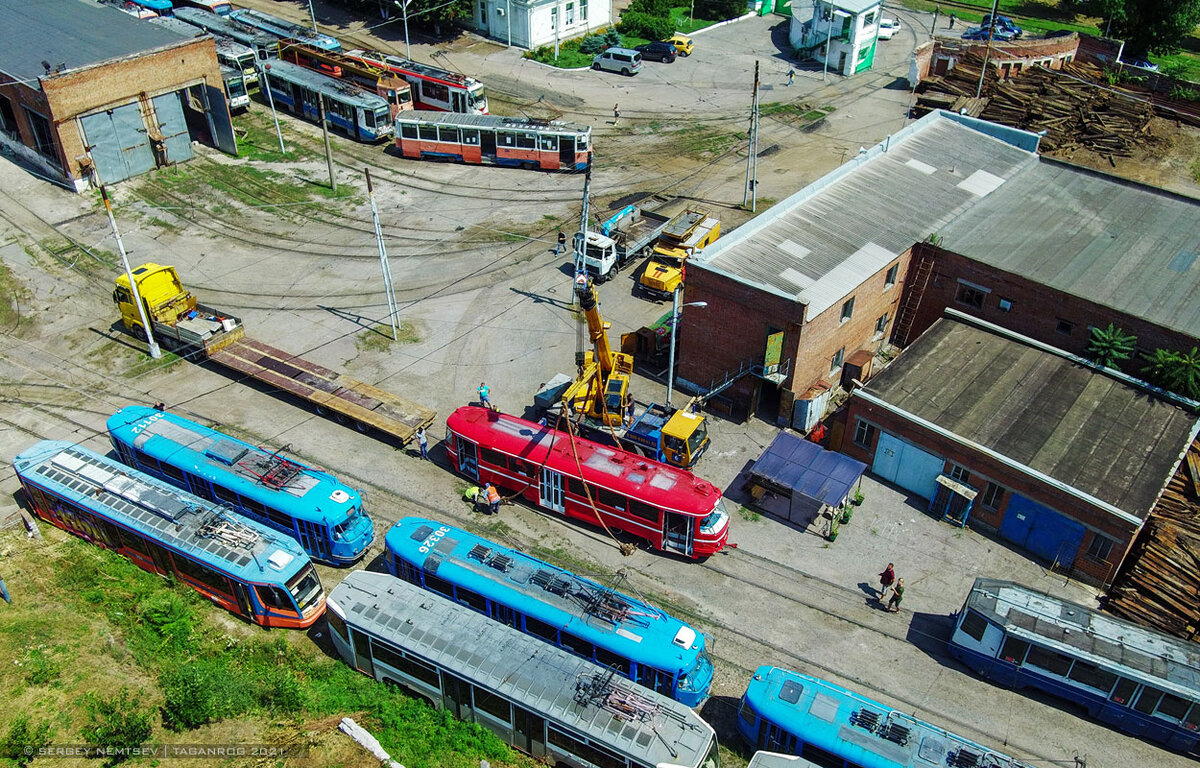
[890, 253, 934, 347]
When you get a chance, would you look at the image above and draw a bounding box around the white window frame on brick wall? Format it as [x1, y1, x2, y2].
[853, 419, 877, 448]
[884, 263, 899, 290]
[831, 346, 845, 373]
[955, 279, 990, 310]
[841, 297, 855, 324]
[1086, 533, 1115, 563]
[873, 312, 888, 339]
[949, 463, 970, 484]
[982, 480, 1004, 509]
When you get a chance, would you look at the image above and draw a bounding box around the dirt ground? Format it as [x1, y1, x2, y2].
[1042, 116, 1200, 196]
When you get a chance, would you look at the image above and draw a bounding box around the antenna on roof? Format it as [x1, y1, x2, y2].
[41, 60, 52, 73]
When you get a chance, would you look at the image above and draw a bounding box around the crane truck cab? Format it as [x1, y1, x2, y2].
[638, 210, 720, 299]
[623, 404, 709, 468]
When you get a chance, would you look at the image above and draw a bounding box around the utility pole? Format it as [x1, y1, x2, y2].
[103, 186, 161, 359]
[317, 94, 336, 192]
[573, 159, 591, 280]
[975, 0, 1001, 98]
[261, 65, 286, 155]
[366, 169, 399, 341]
[743, 61, 760, 211]
[306, 0, 319, 34]
[401, 0, 412, 60]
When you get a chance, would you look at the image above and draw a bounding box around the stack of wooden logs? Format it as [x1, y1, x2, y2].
[1106, 441, 1200, 641]
[915, 55, 1156, 160]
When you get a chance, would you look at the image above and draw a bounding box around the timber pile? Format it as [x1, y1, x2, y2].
[1106, 440, 1200, 641]
[916, 55, 1156, 160]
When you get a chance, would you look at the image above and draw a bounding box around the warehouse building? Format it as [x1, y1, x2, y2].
[840, 311, 1199, 585]
[0, 0, 235, 190]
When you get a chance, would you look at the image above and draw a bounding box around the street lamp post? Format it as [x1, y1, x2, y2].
[666, 285, 707, 409]
[823, 7, 850, 82]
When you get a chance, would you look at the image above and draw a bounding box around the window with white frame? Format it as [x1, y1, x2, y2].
[955, 281, 988, 309]
[853, 419, 876, 448]
[841, 297, 855, 323]
[1087, 534, 1115, 563]
[982, 481, 1004, 509]
[580, 0, 588, 20]
[831, 346, 845, 372]
[885, 263, 899, 289]
[566, 2, 575, 24]
[949, 464, 970, 483]
[874, 313, 888, 338]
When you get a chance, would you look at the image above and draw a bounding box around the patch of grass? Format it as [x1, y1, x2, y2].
[738, 506, 761, 522]
[1190, 157, 1200, 184]
[524, 36, 595, 68]
[672, 125, 744, 158]
[142, 216, 182, 235]
[356, 321, 420, 352]
[0, 258, 31, 332]
[232, 108, 318, 162]
[759, 101, 809, 117]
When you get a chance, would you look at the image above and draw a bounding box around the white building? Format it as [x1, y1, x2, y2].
[470, 0, 612, 49]
[790, 0, 883, 76]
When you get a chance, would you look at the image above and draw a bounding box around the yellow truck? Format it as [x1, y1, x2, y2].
[113, 263, 436, 445]
[638, 209, 720, 299]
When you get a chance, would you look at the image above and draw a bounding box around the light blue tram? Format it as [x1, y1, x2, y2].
[172, 7, 280, 60]
[384, 517, 714, 706]
[107, 406, 374, 565]
[228, 8, 341, 52]
[737, 666, 1035, 768]
[949, 577, 1200, 752]
[258, 59, 393, 142]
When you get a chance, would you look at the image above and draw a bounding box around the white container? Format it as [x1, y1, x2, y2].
[221, 318, 237, 332]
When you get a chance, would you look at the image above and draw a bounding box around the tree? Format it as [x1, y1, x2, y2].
[1162, 347, 1200, 400]
[1081, 0, 1200, 55]
[1086, 323, 1136, 368]
[695, 0, 746, 21]
[378, 0, 475, 35]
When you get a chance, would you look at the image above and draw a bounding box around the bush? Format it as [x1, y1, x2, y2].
[1, 715, 54, 768]
[81, 688, 152, 766]
[628, 0, 671, 15]
[578, 34, 609, 54]
[255, 666, 306, 713]
[694, 0, 744, 20]
[160, 659, 240, 731]
[619, 11, 675, 41]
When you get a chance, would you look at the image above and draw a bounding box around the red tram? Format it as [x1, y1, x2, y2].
[445, 406, 731, 558]
[394, 111, 591, 171]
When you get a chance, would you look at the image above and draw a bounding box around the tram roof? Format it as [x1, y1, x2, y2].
[346, 49, 481, 87]
[107, 406, 359, 526]
[148, 15, 208, 39]
[385, 517, 705, 674]
[964, 578, 1200, 697]
[330, 571, 715, 766]
[14, 440, 311, 583]
[744, 665, 1035, 768]
[447, 406, 721, 516]
[748, 753, 825, 768]
[228, 7, 338, 47]
[259, 59, 388, 109]
[0, 0, 198, 89]
[172, 7, 278, 47]
[397, 110, 590, 137]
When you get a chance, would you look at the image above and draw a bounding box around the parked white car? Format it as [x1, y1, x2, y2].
[877, 18, 901, 40]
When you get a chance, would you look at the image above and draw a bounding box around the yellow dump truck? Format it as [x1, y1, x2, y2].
[114, 263, 436, 445]
[638, 209, 720, 299]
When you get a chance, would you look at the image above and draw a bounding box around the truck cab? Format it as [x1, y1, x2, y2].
[623, 403, 709, 469]
[114, 263, 244, 355]
[582, 231, 620, 281]
[639, 211, 720, 299]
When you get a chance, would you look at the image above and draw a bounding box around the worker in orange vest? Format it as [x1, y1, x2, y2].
[484, 483, 501, 515]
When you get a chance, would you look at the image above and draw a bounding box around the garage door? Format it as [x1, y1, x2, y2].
[999, 494, 1086, 568]
[151, 92, 193, 165]
[872, 431, 943, 501]
[80, 102, 155, 184]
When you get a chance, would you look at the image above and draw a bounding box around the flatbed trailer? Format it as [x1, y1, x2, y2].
[114, 263, 435, 445]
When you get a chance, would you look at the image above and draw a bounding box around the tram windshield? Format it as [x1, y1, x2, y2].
[288, 565, 323, 612]
[699, 498, 731, 535]
[469, 86, 488, 114]
[700, 738, 720, 768]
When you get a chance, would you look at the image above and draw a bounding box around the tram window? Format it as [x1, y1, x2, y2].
[1111, 677, 1137, 705]
[560, 631, 592, 658]
[800, 741, 843, 768]
[462, 129, 480, 145]
[456, 586, 487, 613]
[498, 131, 515, 147]
[325, 609, 347, 644]
[595, 647, 630, 675]
[1067, 661, 1117, 693]
[437, 126, 460, 142]
[213, 485, 239, 505]
[423, 571, 454, 598]
[1135, 686, 1166, 715]
[173, 553, 232, 596]
[596, 488, 626, 512]
[515, 133, 536, 150]
[242, 499, 268, 519]
[419, 124, 438, 141]
[1026, 645, 1072, 676]
[481, 448, 508, 469]
[424, 82, 449, 103]
[525, 616, 559, 644]
[539, 135, 557, 151]
[160, 462, 186, 483]
[510, 459, 534, 478]
[548, 727, 624, 768]
[567, 478, 586, 497]
[652, 669, 673, 696]
[959, 609, 989, 642]
[401, 122, 419, 139]
[266, 507, 293, 528]
[738, 699, 757, 729]
[1156, 692, 1191, 721]
[1185, 703, 1200, 728]
[629, 499, 660, 522]
[258, 585, 291, 610]
[474, 685, 511, 720]
[372, 640, 440, 687]
[1000, 636, 1030, 664]
[117, 525, 149, 556]
[398, 559, 421, 584]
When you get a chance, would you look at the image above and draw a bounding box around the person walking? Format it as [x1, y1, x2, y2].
[878, 563, 895, 598]
[478, 382, 491, 408]
[416, 426, 429, 460]
[613, 104, 621, 124]
[787, 67, 795, 86]
[888, 578, 905, 612]
[948, 12, 956, 28]
[556, 230, 566, 255]
[484, 482, 501, 515]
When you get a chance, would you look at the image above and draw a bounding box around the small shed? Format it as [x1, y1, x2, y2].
[746, 431, 867, 527]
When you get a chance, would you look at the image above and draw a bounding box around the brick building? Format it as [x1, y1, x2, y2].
[841, 312, 1200, 586]
[0, 0, 235, 190]
[676, 110, 1041, 428]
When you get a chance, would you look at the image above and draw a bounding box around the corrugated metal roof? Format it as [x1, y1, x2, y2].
[695, 115, 1038, 321]
[939, 159, 1200, 339]
[0, 0, 188, 90]
[861, 316, 1199, 518]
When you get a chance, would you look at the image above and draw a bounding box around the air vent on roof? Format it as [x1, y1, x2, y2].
[468, 544, 491, 562]
[488, 554, 514, 572]
[948, 748, 981, 767]
[881, 722, 911, 746]
[850, 708, 881, 732]
[410, 524, 434, 542]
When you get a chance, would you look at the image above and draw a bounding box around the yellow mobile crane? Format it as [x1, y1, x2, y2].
[562, 273, 633, 427]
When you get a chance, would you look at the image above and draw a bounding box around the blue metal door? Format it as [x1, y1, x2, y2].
[79, 102, 155, 183]
[872, 431, 943, 500]
[999, 494, 1086, 567]
[152, 92, 194, 164]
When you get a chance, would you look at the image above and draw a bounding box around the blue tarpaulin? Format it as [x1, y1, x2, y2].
[749, 431, 867, 508]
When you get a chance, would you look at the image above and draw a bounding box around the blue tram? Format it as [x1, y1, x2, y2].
[107, 406, 374, 565]
[228, 8, 341, 52]
[172, 7, 280, 61]
[737, 666, 1035, 768]
[328, 570, 720, 768]
[384, 517, 714, 706]
[13, 440, 325, 629]
[128, 0, 173, 15]
[259, 59, 393, 142]
[949, 577, 1200, 752]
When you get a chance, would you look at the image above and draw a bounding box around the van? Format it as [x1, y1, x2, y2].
[592, 47, 642, 76]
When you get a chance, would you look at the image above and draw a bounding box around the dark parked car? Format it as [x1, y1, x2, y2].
[962, 25, 1017, 41]
[978, 14, 1022, 37]
[635, 41, 677, 63]
[1124, 57, 1159, 72]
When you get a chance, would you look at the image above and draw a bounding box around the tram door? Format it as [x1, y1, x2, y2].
[442, 672, 473, 721]
[452, 91, 466, 113]
[539, 469, 565, 513]
[352, 630, 374, 678]
[664, 512, 694, 557]
[458, 439, 479, 481]
[493, 604, 519, 629]
[513, 705, 546, 757]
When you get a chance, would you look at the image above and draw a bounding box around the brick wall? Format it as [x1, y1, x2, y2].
[900, 241, 1197, 370]
[0, 79, 65, 180]
[927, 36, 1079, 83]
[843, 395, 1142, 585]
